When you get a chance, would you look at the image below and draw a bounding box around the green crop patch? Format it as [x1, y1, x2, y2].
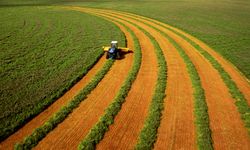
[2, 0, 250, 79]
[0, 7, 125, 140]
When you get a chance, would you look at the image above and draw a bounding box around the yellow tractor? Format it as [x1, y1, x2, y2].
[103, 41, 132, 59]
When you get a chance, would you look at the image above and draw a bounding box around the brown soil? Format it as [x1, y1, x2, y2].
[33, 18, 134, 150]
[93, 11, 196, 150]
[0, 56, 106, 150]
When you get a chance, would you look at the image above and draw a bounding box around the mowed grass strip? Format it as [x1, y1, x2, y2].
[117, 14, 213, 149]
[14, 59, 115, 150]
[0, 7, 125, 140]
[145, 19, 250, 134]
[78, 19, 142, 150]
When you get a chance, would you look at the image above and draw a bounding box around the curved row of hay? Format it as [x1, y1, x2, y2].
[75, 8, 249, 150]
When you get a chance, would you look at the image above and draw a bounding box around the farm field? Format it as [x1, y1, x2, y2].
[0, 6, 125, 141]
[64, 0, 250, 79]
[1, 0, 249, 78]
[1, 0, 250, 150]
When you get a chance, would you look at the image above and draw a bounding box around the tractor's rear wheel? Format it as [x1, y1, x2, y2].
[117, 52, 121, 59]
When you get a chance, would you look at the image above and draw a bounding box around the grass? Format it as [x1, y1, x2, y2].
[66, 0, 250, 79]
[0, 6, 125, 140]
[1, 0, 249, 147]
[78, 18, 142, 150]
[109, 11, 213, 149]
[2, 1, 249, 78]
[14, 59, 114, 149]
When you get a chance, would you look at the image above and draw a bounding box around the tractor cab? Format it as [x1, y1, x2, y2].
[111, 41, 118, 49]
[106, 41, 120, 59]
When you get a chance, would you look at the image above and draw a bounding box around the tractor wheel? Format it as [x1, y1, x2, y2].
[106, 53, 109, 59]
[117, 52, 121, 59]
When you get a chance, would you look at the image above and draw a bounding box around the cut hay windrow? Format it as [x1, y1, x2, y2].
[105, 11, 213, 149]
[132, 25, 167, 150]
[78, 18, 142, 150]
[169, 30, 250, 133]
[14, 59, 114, 150]
[155, 29, 214, 150]
[133, 15, 250, 134]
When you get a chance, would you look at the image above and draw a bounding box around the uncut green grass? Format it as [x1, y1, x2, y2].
[65, 0, 250, 79]
[7, 0, 246, 78]
[0, 6, 125, 140]
[3, 1, 249, 76]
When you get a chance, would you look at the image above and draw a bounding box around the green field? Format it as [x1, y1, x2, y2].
[1, 0, 249, 144]
[1, 0, 249, 78]
[69, 0, 250, 79]
[0, 6, 125, 140]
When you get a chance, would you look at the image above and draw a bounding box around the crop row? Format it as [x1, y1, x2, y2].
[151, 21, 250, 134]
[132, 24, 167, 149]
[155, 28, 214, 150]
[78, 19, 142, 150]
[122, 14, 213, 149]
[15, 59, 114, 150]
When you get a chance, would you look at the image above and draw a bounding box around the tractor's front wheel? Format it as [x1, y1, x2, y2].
[106, 53, 110, 59]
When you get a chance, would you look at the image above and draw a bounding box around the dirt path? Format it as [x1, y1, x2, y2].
[33, 21, 134, 150]
[88, 10, 196, 150]
[0, 56, 106, 150]
[119, 11, 250, 104]
[116, 14, 250, 149]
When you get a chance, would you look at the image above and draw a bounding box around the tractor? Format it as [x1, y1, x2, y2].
[103, 41, 132, 59]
